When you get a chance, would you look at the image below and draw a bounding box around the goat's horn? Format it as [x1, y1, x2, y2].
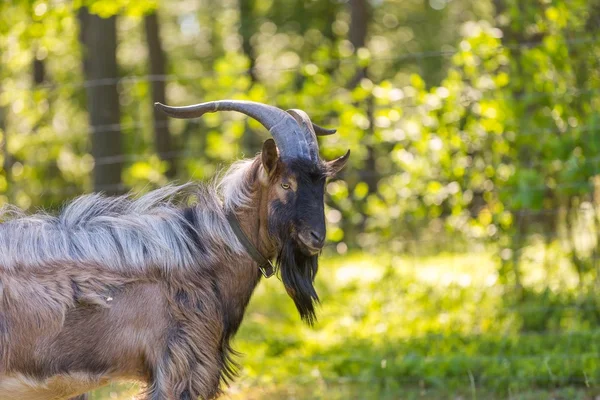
[312, 124, 336, 136]
[155, 100, 334, 161]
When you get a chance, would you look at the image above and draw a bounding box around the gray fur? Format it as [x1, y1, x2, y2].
[0, 165, 253, 272]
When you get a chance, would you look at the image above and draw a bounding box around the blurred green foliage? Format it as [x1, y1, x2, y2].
[228, 250, 600, 399]
[3, 0, 600, 397]
[1, 1, 600, 272]
[92, 251, 600, 399]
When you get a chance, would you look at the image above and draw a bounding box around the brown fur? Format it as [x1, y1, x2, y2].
[0, 157, 281, 400]
[0, 146, 347, 399]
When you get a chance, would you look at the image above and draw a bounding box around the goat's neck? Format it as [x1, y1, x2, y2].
[216, 177, 275, 338]
[233, 182, 275, 260]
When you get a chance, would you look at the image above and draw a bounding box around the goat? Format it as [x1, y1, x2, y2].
[0, 100, 350, 400]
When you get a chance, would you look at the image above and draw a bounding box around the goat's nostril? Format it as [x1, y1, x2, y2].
[310, 231, 324, 244]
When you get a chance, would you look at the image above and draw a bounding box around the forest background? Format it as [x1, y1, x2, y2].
[2, 0, 600, 398]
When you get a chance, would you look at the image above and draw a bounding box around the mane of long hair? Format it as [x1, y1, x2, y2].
[0, 155, 323, 325]
[0, 162, 260, 274]
[268, 159, 325, 325]
[277, 239, 320, 325]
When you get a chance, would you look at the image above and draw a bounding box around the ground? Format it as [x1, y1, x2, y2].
[90, 250, 600, 399]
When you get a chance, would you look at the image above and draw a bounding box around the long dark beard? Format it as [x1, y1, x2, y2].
[276, 238, 320, 325]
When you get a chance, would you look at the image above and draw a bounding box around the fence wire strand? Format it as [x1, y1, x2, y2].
[3, 30, 600, 395]
[4, 35, 600, 93]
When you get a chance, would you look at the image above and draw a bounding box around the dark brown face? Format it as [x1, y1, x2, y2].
[260, 139, 350, 256]
[268, 161, 327, 255]
[295, 175, 327, 255]
[259, 139, 350, 324]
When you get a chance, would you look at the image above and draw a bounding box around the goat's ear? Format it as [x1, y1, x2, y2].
[325, 149, 350, 177]
[261, 138, 279, 177]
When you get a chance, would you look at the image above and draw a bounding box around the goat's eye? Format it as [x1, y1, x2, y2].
[281, 183, 291, 190]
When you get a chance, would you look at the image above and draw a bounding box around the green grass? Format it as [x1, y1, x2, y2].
[91, 251, 600, 399]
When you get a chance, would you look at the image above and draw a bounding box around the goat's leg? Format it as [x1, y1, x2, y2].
[147, 372, 221, 400]
[154, 295, 226, 399]
[69, 395, 88, 400]
[147, 349, 222, 400]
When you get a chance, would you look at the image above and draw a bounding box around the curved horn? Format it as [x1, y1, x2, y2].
[286, 109, 320, 162]
[155, 100, 331, 161]
[313, 124, 336, 136]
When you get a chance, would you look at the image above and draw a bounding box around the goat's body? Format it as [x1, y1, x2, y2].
[0, 163, 264, 399]
[0, 184, 242, 273]
[0, 264, 169, 398]
[0, 97, 345, 399]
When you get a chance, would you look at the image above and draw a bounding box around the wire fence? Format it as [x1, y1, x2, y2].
[3, 28, 600, 397]
[8, 85, 600, 138]
[4, 35, 599, 93]
[4, 34, 600, 252]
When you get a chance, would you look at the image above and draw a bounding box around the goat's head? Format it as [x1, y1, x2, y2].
[155, 100, 349, 323]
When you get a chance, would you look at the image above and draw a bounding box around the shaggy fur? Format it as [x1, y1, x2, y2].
[269, 159, 328, 324]
[0, 182, 245, 273]
[0, 160, 261, 400]
[0, 151, 340, 399]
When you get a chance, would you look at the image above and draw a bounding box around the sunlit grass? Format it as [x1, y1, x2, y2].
[88, 383, 139, 399]
[89, 250, 599, 399]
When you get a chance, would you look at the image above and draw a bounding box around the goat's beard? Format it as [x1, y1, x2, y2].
[276, 238, 319, 325]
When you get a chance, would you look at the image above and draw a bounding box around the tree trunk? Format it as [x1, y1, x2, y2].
[238, 0, 262, 154]
[33, 57, 45, 85]
[144, 11, 176, 179]
[348, 0, 377, 194]
[239, 0, 257, 82]
[349, 0, 367, 49]
[419, 0, 444, 86]
[78, 9, 123, 195]
[0, 86, 8, 203]
[348, 0, 368, 87]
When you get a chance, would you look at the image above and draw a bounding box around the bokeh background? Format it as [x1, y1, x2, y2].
[2, 0, 600, 398]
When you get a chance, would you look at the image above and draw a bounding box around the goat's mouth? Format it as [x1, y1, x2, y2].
[297, 233, 323, 256]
